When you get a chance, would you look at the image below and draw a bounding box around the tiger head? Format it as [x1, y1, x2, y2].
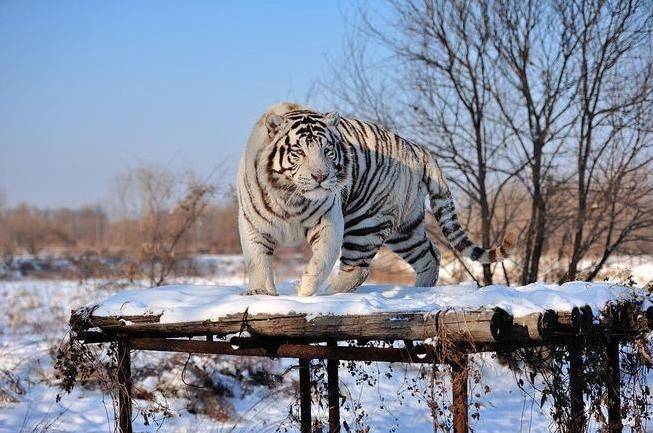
[264, 110, 348, 201]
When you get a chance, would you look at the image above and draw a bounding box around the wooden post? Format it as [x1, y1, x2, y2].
[606, 338, 622, 433]
[451, 355, 469, 433]
[299, 358, 311, 433]
[327, 340, 341, 433]
[116, 339, 133, 433]
[568, 344, 585, 433]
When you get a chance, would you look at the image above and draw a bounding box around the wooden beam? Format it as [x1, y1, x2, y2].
[568, 343, 585, 433]
[451, 355, 469, 433]
[299, 358, 312, 433]
[69, 306, 161, 332]
[606, 338, 622, 433]
[78, 332, 604, 358]
[127, 337, 440, 363]
[327, 340, 340, 433]
[116, 340, 133, 433]
[511, 311, 552, 340]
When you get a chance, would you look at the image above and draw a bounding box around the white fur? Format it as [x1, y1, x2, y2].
[238, 102, 511, 296]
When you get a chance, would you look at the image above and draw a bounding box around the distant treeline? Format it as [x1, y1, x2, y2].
[0, 199, 240, 258]
[0, 163, 242, 264]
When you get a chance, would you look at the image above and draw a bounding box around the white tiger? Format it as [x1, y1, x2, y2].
[237, 102, 513, 296]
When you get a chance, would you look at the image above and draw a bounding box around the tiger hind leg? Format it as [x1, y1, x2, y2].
[387, 223, 441, 287]
[328, 217, 393, 293]
[328, 264, 370, 293]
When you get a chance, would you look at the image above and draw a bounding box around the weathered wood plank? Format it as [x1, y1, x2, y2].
[72, 302, 652, 346]
[72, 308, 514, 343]
[70, 306, 161, 332]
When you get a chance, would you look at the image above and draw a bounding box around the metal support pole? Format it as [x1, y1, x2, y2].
[606, 339, 622, 433]
[299, 358, 312, 433]
[568, 344, 586, 433]
[116, 339, 133, 433]
[327, 340, 340, 433]
[451, 355, 469, 433]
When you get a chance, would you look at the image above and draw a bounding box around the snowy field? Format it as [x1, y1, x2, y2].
[0, 255, 652, 433]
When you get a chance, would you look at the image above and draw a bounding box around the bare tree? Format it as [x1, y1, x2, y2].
[5, 204, 52, 257]
[114, 166, 215, 286]
[326, 0, 521, 285]
[566, 103, 653, 281]
[561, 0, 653, 281]
[489, 0, 579, 284]
[323, 0, 653, 284]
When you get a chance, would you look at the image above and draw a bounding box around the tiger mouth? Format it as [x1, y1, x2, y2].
[303, 185, 334, 195]
[306, 186, 329, 192]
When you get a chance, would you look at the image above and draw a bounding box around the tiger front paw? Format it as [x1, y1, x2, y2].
[241, 287, 278, 296]
[297, 277, 319, 297]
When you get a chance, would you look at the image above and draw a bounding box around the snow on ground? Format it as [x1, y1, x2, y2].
[603, 255, 653, 287]
[93, 281, 647, 322]
[0, 254, 652, 433]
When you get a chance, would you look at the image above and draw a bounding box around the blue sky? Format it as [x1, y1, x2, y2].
[0, 1, 359, 207]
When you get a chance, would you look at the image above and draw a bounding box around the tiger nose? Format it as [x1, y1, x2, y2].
[311, 171, 327, 183]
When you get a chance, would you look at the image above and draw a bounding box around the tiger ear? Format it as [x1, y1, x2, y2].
[265, 114, 284, 138]
[325, 111, 340, 128]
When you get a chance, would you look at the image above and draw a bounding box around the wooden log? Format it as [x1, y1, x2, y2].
[554, 305, 593, 335]
[451, 355, 469, 433]
[510, 311, 556, 340]
[128, 337, 440, 363]
[299, 358, 311, 433]
[70, 306, 161, 332]
[116, 340, 133, 433]
[606, 338, 623, 433]
[438, 307, 512, 342]
[73, 308, 514, 343]
[554, 310, 576, 334]
[327, 340, 340, 433]
[568, 343, 586, 433]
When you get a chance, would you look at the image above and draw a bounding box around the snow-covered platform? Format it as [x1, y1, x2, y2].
[69, 281, 653, 433]
[71, 282, 652, 345]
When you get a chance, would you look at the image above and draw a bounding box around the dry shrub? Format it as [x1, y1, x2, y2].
[111, 165, 216, 285]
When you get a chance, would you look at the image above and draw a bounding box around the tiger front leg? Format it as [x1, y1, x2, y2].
[239, 211, 277, 295]
[243, 250, 276, 295]
[298, 209, 344, 297]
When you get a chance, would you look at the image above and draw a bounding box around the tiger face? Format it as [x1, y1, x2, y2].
[264, 111, 347, 200]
